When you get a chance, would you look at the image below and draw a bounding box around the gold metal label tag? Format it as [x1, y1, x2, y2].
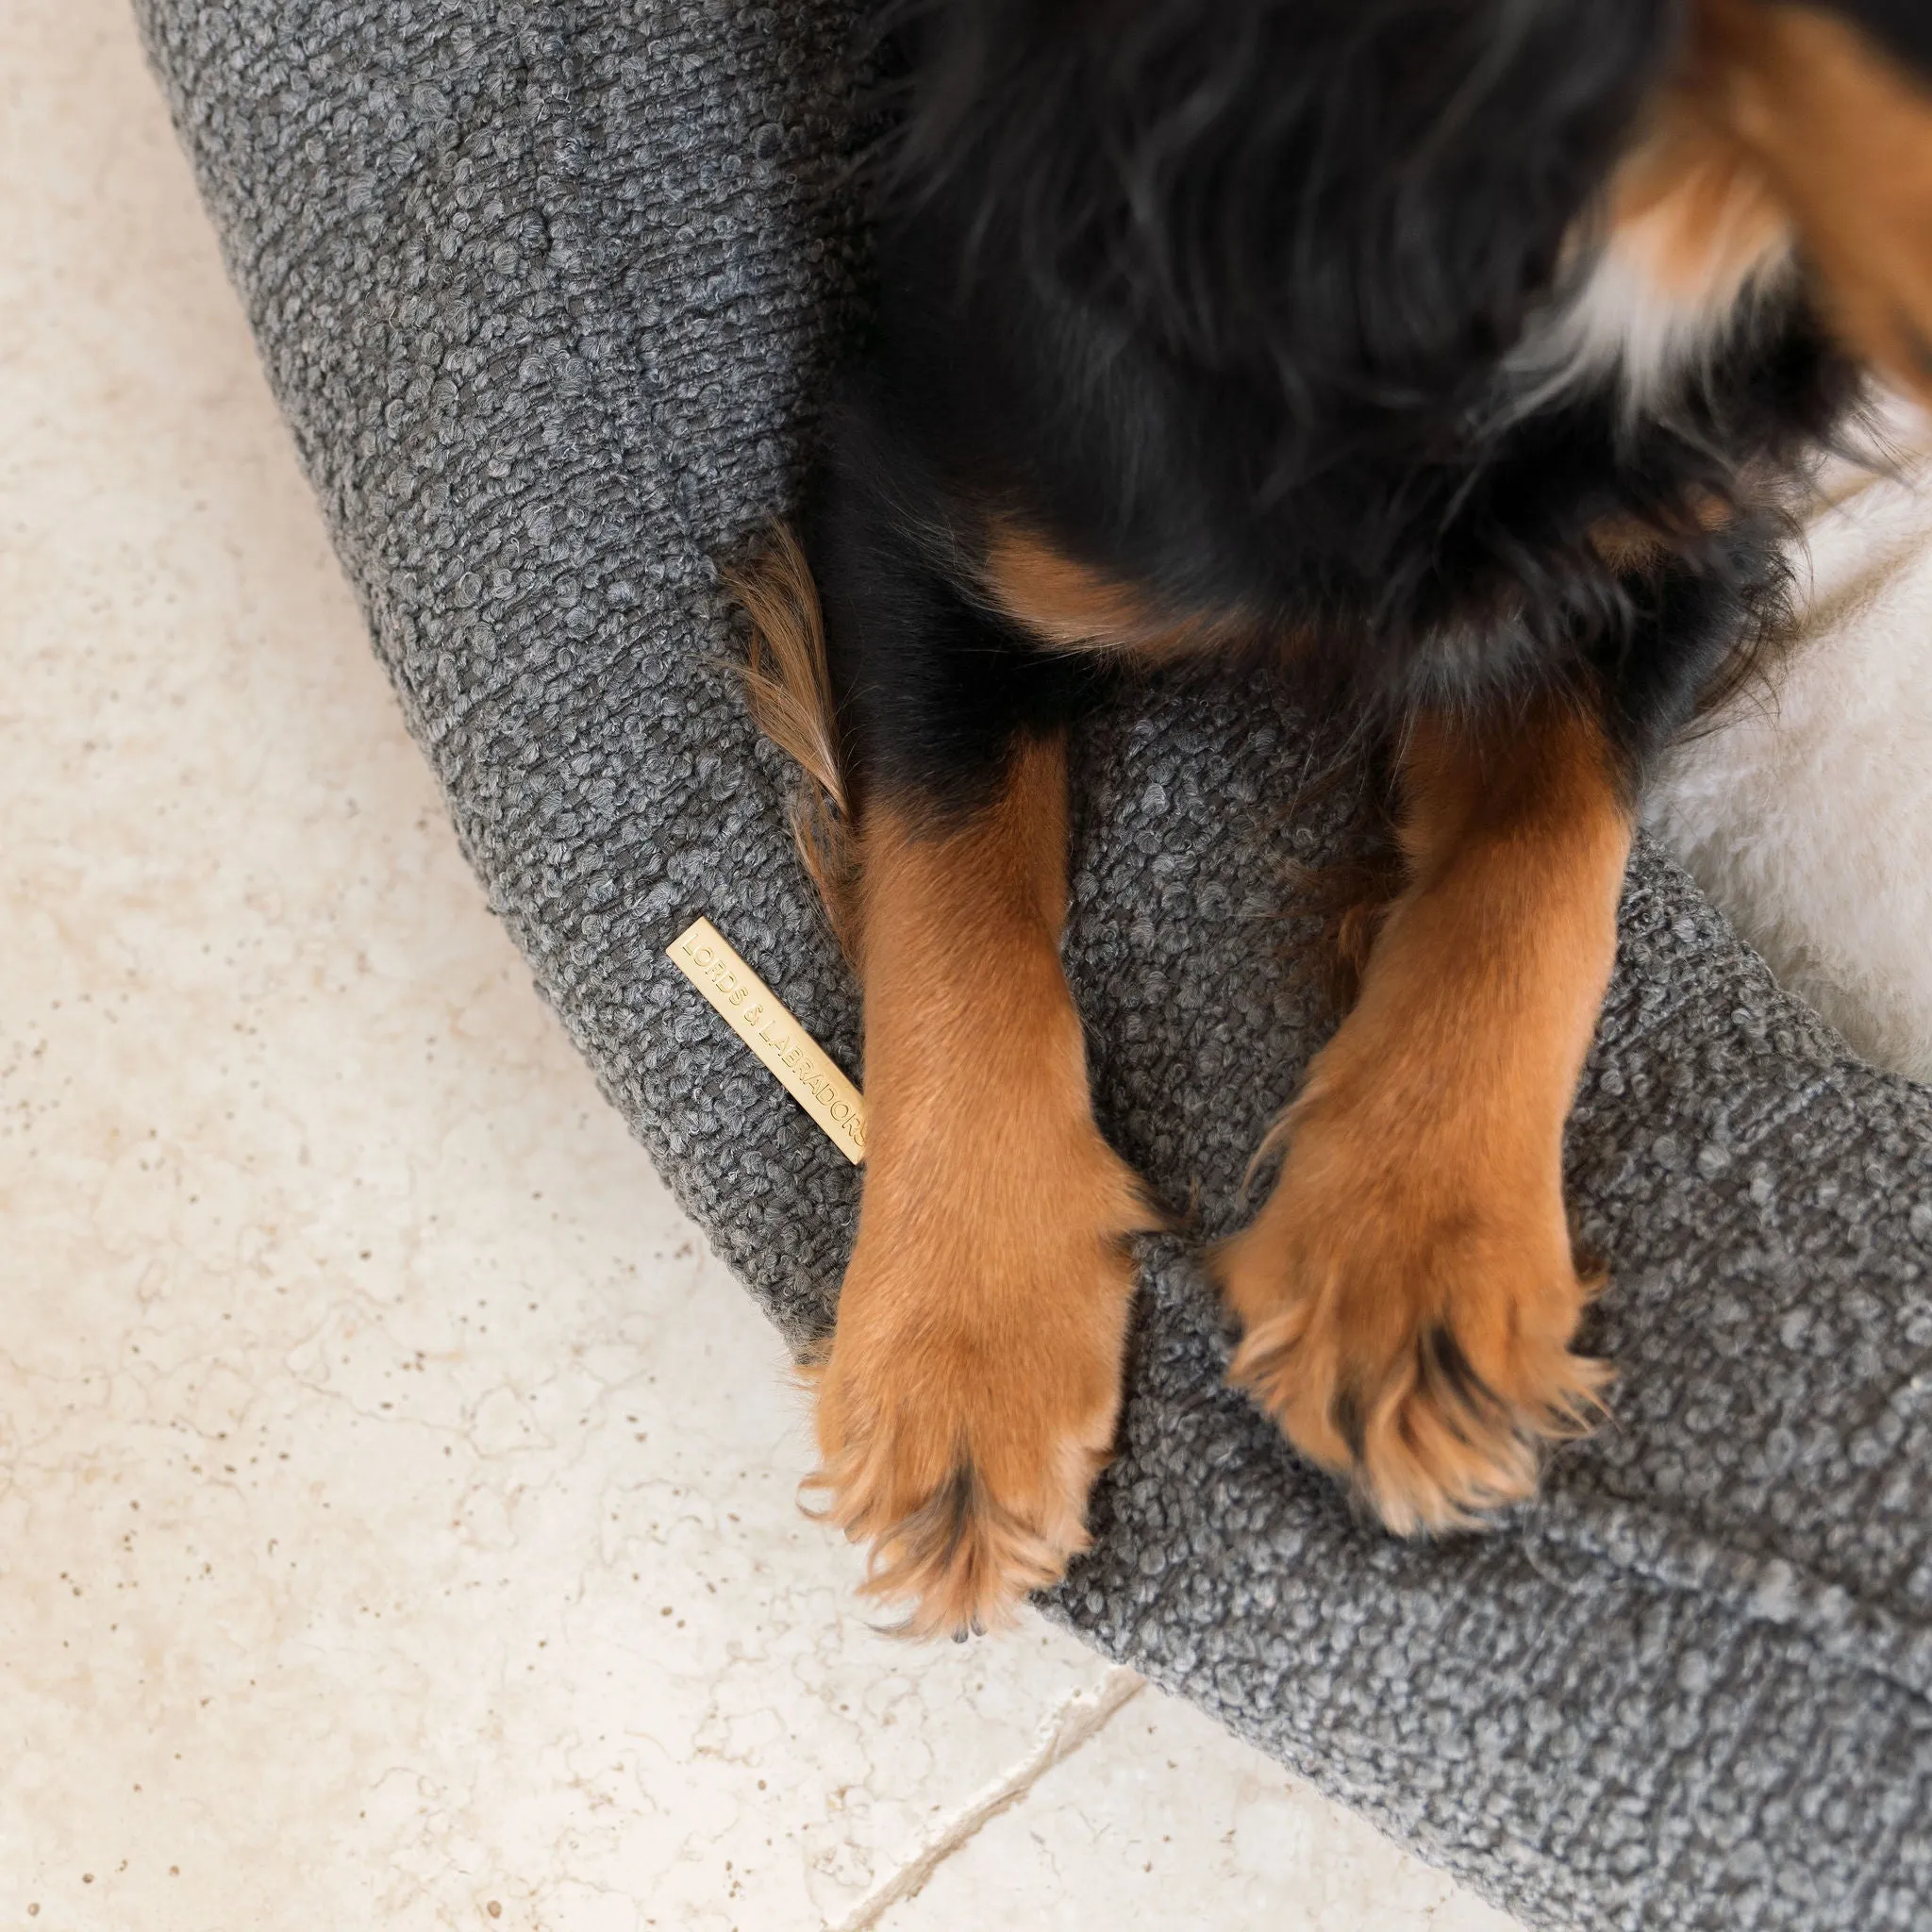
[666, 917, 867, 1165]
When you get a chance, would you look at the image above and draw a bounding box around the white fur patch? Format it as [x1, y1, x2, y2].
[1500, 216, 1794, 421]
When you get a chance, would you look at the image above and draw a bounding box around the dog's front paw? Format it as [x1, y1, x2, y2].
[808, 1140, 1148, 1639]
[1216, 1090, 1607, 1534]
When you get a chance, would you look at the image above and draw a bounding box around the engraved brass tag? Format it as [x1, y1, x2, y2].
[666, 917, 866, 1165]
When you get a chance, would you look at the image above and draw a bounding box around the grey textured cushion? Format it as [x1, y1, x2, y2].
[134, 4, 1932, 1925]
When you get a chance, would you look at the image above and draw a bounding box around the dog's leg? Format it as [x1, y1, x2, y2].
[811, 728, 1152, 1637]
[1219, 700, 1629, 1531]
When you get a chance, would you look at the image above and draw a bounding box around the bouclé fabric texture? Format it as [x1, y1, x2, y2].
[133, 4, 1932, 1925]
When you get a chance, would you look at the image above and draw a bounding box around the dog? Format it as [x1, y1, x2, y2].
[727, 0, 1932, 1639]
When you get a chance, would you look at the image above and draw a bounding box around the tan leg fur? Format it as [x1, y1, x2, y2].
[808, 733, 1155, 1637]
[1218, 703, 1629, 1532]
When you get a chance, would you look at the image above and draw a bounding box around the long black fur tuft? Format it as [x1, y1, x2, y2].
[880, 0, 1680, 456]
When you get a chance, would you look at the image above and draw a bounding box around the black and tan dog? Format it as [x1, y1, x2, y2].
[730, 0, 1932, 1637]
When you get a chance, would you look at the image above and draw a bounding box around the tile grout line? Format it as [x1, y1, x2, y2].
[824, 1664, 1147, 1932]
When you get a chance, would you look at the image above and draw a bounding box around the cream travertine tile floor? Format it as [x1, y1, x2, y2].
[0, 5, 1520, 1928]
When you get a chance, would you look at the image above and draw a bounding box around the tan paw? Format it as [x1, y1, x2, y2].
[807, 1140, 1150, 1639]
[1216, 1093, 1608, 1535]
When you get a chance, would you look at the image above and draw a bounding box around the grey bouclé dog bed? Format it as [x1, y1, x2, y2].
[134, 4, 1932, 1925]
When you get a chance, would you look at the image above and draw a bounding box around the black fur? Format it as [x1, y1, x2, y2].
[806, 0, 1877, 817]
[1839, 0, 1932, 73]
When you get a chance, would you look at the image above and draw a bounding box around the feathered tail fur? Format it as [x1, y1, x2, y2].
[723, 525, 861, 959]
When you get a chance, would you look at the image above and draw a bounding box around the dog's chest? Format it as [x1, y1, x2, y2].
[1505, 105, 1794, 413]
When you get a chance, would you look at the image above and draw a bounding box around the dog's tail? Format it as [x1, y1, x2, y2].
[723, 524, 861, 959]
